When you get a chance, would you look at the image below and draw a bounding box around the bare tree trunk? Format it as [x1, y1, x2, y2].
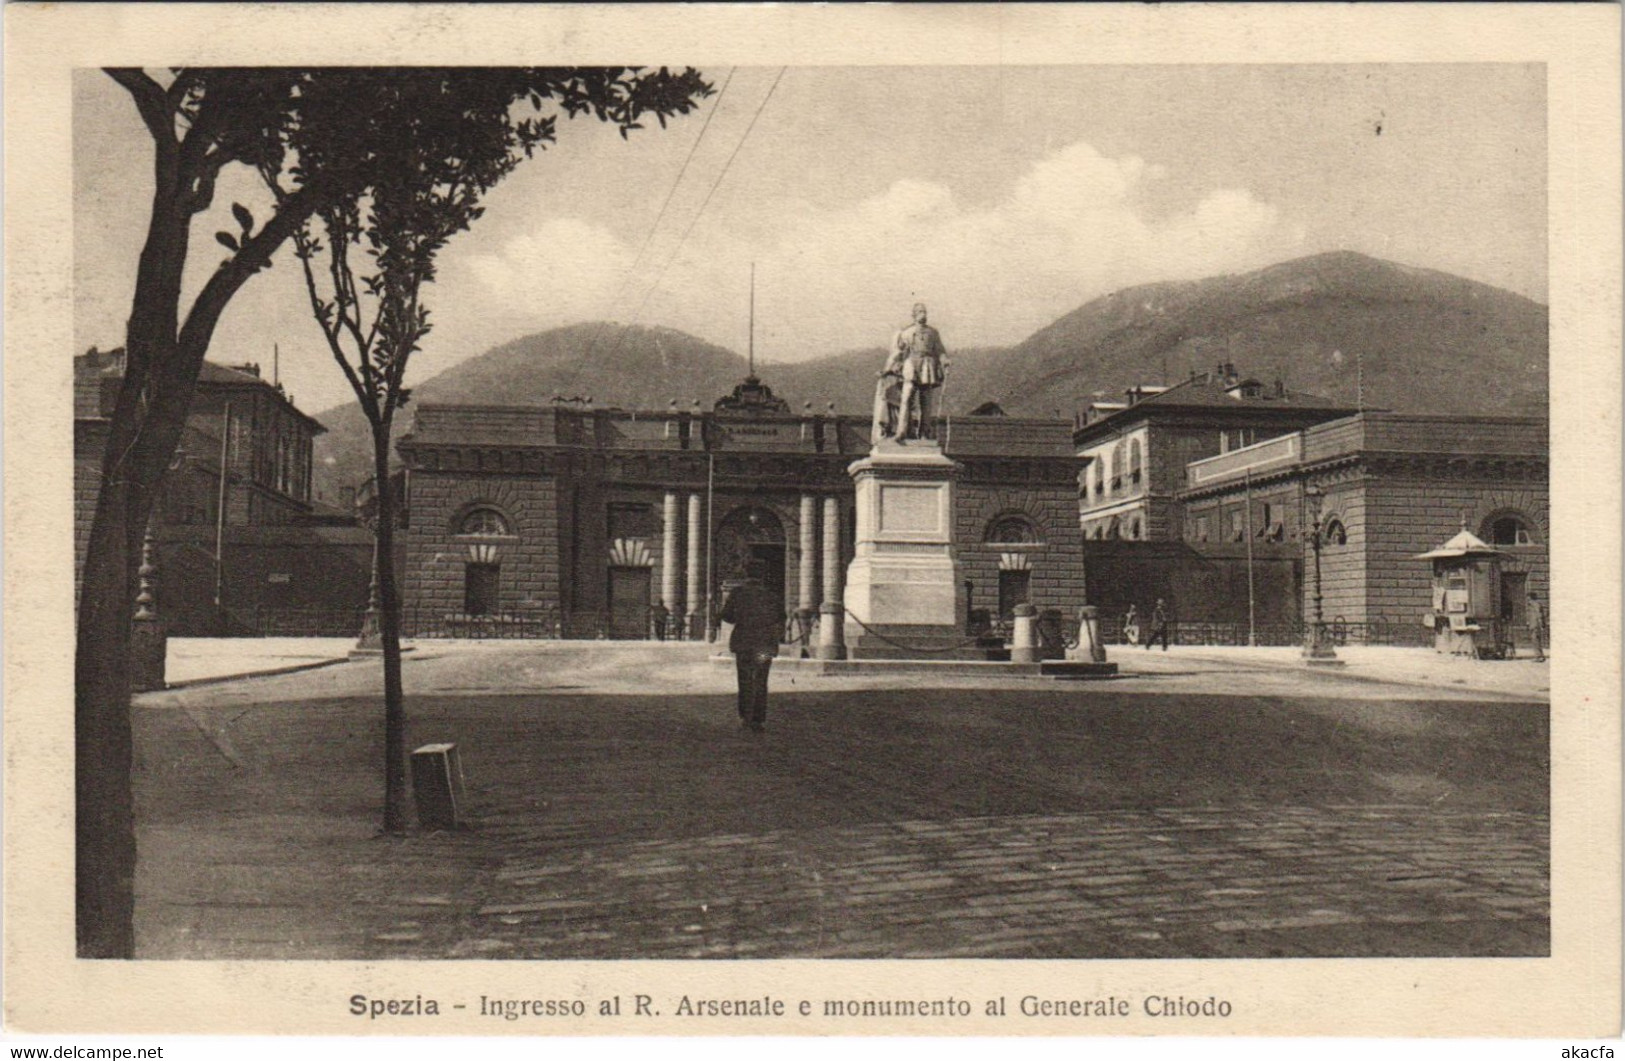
[76, 482, 139, 958]
[371, 423, 409, 834]
[75, 147, 319, 955]
[74, 157, 190, 956]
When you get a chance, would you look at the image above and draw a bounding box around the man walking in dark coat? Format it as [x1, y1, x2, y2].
[1145, 597, 1172, 651]
[720, 558, 781, 732]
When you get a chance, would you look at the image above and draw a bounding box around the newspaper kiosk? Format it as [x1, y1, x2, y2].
[1413, 527, 1512, 659]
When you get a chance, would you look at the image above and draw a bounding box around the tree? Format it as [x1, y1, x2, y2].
[79, 67, 710, 958]
[279, 68, 712, 835]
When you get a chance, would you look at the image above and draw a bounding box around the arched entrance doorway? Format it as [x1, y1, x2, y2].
[714, 505, 787, 631]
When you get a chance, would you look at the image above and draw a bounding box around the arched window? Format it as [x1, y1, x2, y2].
[1093, 458, 1105, 497]
[1111, 441, 1126, 490]
[458, 506, 510, 536]
[1129, 439, 1143, 485]
[1321, 518, 1348, 546]
[986, 514, 1041, 544]
[1486, 513, 1536, 546]
[1129, 517, 1142, 540]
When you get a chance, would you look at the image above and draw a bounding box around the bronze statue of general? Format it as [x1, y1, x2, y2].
[872, 302, 948, 444]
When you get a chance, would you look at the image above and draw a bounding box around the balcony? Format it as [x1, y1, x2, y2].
[1186, 433, 1300, 489]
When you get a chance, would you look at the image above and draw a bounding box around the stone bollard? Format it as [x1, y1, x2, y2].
[815, 601, 848, 660]
[1072, 605, 1108, 663]
[1010, 603, 1038, 664]
[410, 743, 467, 830]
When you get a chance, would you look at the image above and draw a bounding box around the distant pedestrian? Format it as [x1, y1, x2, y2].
[1526, 591, 1547, 662]
[1146, 598, 1171, 651]
[720, 558, 781, 732]
[650, 601, 669, 641]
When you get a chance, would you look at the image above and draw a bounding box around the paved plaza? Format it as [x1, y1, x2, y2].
[132, 641, 1549, 960]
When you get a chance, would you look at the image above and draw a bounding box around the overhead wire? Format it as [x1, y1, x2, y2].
[555, 67, 738, 395]
[600, 66, 788, 368]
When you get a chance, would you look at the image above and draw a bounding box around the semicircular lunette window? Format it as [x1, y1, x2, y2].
[1322, 518, 1348, 546]
[1487, 514, 1536, 546]
[458, 507, 511, 537]
[986, 514, 1041, 544]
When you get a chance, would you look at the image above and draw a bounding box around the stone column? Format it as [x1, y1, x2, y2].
[662, 491, 681, 624]
[685, 492, 704, 639]
[798, 494, 818, 613]
[794, 493, 819, 655]
[816, 495, 846, 659]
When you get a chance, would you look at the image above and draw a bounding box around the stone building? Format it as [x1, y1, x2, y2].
[74, 347, 374, 635]
[1179, 411, 1549, 638]
[1073, 363, 1356, 542]
[395, 375, 1086, 642]
[1071, 363, 1547, 644]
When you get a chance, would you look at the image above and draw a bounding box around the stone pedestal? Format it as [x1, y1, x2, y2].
[843, 439, 972, 659]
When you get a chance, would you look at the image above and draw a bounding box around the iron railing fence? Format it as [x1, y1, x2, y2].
[401, 607, 569, 640]
[1099, 616, 1433, 648]
[218, 604, 1435, 649]
[230, 605, 367, 638]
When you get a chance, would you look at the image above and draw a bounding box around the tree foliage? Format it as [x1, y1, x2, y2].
[279, 67, 712, 834]
[79, 66, 710, 956]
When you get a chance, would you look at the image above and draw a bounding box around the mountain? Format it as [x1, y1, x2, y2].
[981, 251, 1548, 419]
[310, 323, 750, 502]
[309, 252, 1547, 502]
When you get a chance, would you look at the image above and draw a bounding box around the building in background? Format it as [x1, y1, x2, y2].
[1179, 411, 1548, 641]
[1071, 363, 1356, 639]
[75, 345, 1548, 652]
[395, 374, 1086, 647]
[1073, 363, 1357, 543]
[74, 347, 374, 636]
[1073, 364, 1547, 645]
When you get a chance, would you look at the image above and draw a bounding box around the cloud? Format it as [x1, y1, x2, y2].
[459, 218, 637, 323]
[724, 140, 1300, 352]
[438, 140, 1300, 361]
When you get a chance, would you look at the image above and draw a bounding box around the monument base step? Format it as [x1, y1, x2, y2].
[778, 658, 1046, 677]
[846, 625, 996, 661]
[1039, 660, 1121, 680]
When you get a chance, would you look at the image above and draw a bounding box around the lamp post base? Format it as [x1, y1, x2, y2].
[1301, 626, 1345, 667]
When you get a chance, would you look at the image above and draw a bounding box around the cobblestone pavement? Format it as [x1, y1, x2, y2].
[133, 642, 1549, 960]
[464, 805, 1546, 959]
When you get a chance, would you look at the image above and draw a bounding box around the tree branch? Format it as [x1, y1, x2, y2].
[170, 180, 322, 382]
[104, 69, 174, 146]
[294, 228, 380, 424]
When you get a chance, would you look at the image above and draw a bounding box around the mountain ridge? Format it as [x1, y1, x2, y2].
[309, 251, 1547, 503]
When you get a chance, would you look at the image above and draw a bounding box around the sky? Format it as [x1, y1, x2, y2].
[74, 64, 1546, 416]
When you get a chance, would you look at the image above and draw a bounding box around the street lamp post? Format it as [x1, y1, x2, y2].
[1301, 483, 1341, 665]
